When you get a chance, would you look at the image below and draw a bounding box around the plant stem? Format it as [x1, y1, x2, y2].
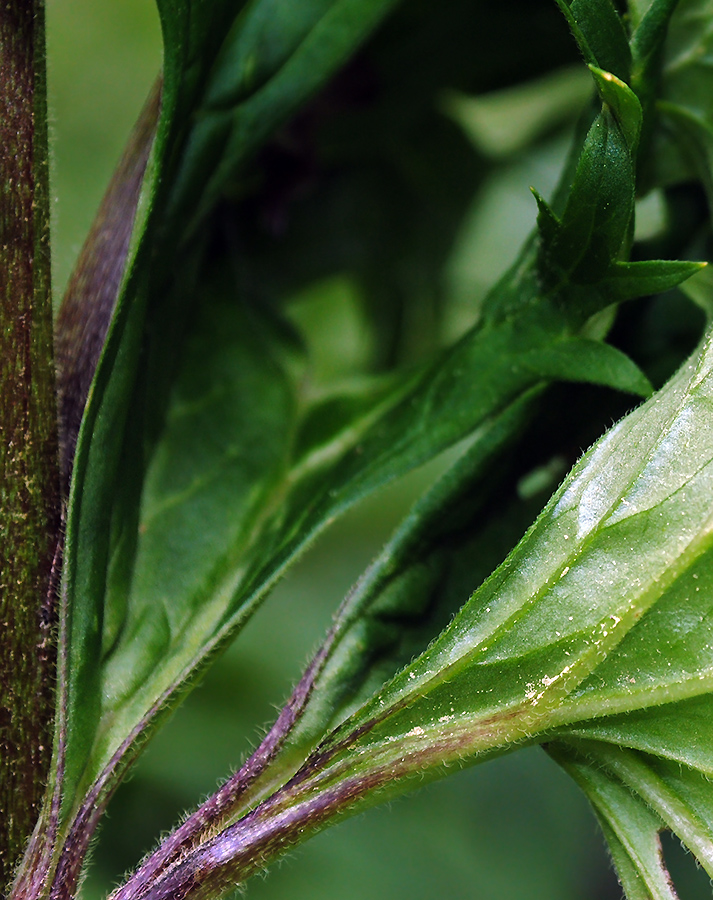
[0, 0, 60, 889]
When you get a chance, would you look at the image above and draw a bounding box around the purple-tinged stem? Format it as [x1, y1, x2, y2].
[130, 773, 387, 900]
[109, 532, 410, 900]
[8, 74, 162, 900]
[109, 700, 509, 900]
[108, 636, 339, 900]
[9, 565, 67, 900]
[0, 0, 60, 889]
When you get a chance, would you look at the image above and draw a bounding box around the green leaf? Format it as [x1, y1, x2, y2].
[155, 0, 246, 124]
[55, 0, 409, 866]
[631, 0, 681, 70]
[555, 0, 632, 81]
[660, 0, 713, 124]
[533, 73, 644, 301]
[599, 259, 707, 301]
[60, 84, 659, 826]
[589, 66, 642, 153]
[550, 741, 677, 900]
[517, 337, 653, 395]
[629, 0, 681, 160]
[254, 318, 713, 838]
[548, 103, 637, 282]
[122, 315, 713, 900]
[163, 0, 406, 241]
[533, 189, 562, 247]
[561, 740, 713, 881]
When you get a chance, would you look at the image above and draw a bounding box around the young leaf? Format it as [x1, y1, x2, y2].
[537, 72, 641, 288]
[555, 0, 632, 81]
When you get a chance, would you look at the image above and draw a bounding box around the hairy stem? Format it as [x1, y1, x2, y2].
[0, 0, 60, 890]
[108, 643, 337, 900]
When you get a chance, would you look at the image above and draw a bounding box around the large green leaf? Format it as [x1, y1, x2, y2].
[317, 324, 713, 765]
[55, 0, 408, 873]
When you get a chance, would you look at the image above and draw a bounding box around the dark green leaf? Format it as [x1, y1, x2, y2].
[631, 0, 681, 69]
[599, 259, 706, 301]
[57, 0, 408, 855]
[555, 0, 631, 81]
[164, 0, 406, 241]
[155, 0, 246, 124]
[516, 337, 653, 395]
[629, 0, 681, 161]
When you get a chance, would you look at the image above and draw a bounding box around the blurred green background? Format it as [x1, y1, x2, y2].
[44, 1, 711, 898]
[47, 0, 161, 296]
